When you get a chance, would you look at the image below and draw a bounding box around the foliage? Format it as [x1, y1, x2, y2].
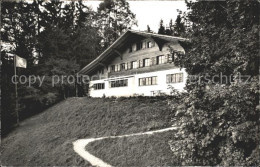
[158, 19, 166, 35]
[172, 14, 186, 37]
[169, 83, 259, 165]
[169, 0, 259, 165]
[1, 0, 135, 135]
[158, 14, 186, 36]
[95, 0, 137, 49]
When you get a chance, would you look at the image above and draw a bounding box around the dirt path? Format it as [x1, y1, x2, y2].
[73, 126, 178, 167]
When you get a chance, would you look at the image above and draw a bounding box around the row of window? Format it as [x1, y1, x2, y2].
[139, 76, 157, 86]
[129, 41, 154, 53]
[110, 54, 176, 72]
[92, 73, 183, 90]
[110, 79, 128, 88]
[166, 73, 183, 83]
[93, 83, 105, 90]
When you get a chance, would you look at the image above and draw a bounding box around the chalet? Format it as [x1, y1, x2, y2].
[79, 30, 188, 97]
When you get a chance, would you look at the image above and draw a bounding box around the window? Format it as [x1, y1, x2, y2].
[139, 76, 157, 86]
[129, 46, 132, 53]
[99, 69, 104, 74]
[120, 63, 125, 70]
[132, 44, 136, 51]
[147, 41, 153, 48]
[131, 61, 137, 69]
[111, 65, 115, 72]
[136, 42, 143, 51]
[156, 55, 165, 65]
[93, 83, 105, 90]
[166, 73, 183, 83]
[110, 79, 128, 88]
[143, 58, 150, 67]
[143, 41, 146, 49]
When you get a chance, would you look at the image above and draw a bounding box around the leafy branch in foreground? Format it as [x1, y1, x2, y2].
[169, 0, 259, 165]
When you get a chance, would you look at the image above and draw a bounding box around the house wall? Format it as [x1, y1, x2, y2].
[89, 68, 187, 97]
[91, 39, 185, 79]
[88, 37, 187, 97]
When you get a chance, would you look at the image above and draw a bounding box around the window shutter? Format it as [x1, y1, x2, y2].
[168, 54, 173, 63]
[127, 62, 131, 70]
[180, 73, 183, 82]
[166, 74, 170, 83]
[139, 59, 143, 68]
[156, 56, 159, 65]
[126, 62, 129, 70]
[173, 52, 178, 62]
[165, 55, 168, 63]
[150, 58, 153, 66]
[151, 57, 155, 65]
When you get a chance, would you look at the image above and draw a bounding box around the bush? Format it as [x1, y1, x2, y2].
[168, 81, 259, 166]
[19, 86, 61, 120]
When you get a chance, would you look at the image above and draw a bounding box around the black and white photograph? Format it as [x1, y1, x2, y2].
[1, 0, 259, 166]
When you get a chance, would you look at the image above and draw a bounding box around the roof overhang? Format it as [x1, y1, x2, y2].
[78, 30, 189, 75]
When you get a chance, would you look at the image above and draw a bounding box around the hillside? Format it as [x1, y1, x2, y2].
[86, 131, 178, 166]
[1, 96, 175, 166]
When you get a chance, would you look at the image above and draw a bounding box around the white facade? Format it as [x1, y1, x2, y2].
[79, 30, 189, 98]
[89, 68, 187, 97]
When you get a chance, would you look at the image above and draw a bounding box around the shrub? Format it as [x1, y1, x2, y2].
[168, 0, 259, 165]
[168, 81, 259, 166]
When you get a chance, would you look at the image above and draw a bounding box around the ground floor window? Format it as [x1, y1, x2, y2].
[139, 76, 157, 86]
[110, 79, 128, 88]
[166, 73, 183, 83]
[93, 83, 105, 90]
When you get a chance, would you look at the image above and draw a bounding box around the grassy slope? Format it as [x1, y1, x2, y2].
[1, 97, 174, 166]
[87, 131, 179, 166]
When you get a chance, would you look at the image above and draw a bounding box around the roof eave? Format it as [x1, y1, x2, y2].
[78, 30, 189, 75]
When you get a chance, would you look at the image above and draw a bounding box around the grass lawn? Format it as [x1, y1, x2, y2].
[86, 131, 179, 166]
[1, 96, 175, 166]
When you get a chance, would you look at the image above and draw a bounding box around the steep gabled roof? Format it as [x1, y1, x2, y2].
[78, 29, 188, 74]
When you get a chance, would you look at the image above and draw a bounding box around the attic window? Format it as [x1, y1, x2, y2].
[111, 65, 115, 72]
[129, 46, 132, 53]
[99, 68, 104, 74]
[147, 41, 153, 48]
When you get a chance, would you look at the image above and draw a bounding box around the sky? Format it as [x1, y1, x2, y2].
[86, 0, 188, 32]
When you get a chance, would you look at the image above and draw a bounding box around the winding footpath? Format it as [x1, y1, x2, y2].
[73, 126, 178, 167]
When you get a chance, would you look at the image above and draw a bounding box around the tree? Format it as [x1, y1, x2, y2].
[169, 0, 259, 165]
[1, 0, 102, 135]
[95, 0, 137, 49]
[158, 19, 165, 34]
[147, 25, 151, 32]
[172, 14, 185, 37]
